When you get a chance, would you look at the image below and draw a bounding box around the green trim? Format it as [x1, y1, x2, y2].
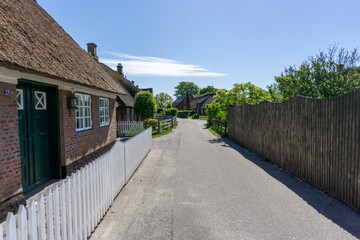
[17, 79, 62, 191]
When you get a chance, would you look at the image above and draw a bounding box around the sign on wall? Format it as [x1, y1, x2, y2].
[3, 88, 10, 96]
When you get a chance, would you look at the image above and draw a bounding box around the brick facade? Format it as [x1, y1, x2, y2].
[0, 82, 25, 222]
[0, 82, 22, 202]
[116, 106, 139, 122]
[61, 90, 117, 170]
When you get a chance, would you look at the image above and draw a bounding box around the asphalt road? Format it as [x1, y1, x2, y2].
[90, 118, 360, 240]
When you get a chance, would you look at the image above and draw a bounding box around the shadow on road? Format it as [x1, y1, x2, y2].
[208, 137, 360, 239]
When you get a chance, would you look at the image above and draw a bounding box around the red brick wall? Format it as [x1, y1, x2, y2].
[62, 91, 116, 166]
[116, 106, 139, 122]
[0, 82, 22, 202]
[176, 96, 194, 110]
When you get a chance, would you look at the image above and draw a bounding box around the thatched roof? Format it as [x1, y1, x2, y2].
[191, 94, 215, 109]
[0, 0, 126, 94]
[116, 94, 134, 107]
[172, 96, 186, 108]
[99, 63, 141, 97]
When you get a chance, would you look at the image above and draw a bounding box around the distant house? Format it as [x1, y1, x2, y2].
[141, 88, 154, 94]
[172, 95, 194, 110]
[191, 93, 216, 115]
[0, 0, 127, 220]
[100, 63, 141, 122]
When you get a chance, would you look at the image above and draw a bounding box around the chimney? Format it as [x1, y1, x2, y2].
[117, 63, 124, 76]
[87, 43, 98, 61]
[131, 81, 135, 84]
[136, 85, 139, 88]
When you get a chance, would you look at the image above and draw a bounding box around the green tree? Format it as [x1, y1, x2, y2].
[267, 83, 283, 103]
[166, 102, 172, 109]
[155, 92, 173, 108]
[174, 82, 200, 98]
[271, 45, 360, 101]
[199, 85, 218, 96]
[134, 91, 156, 120]
[208, 82, 270, 121]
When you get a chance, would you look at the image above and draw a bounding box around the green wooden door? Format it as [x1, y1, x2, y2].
[17, 81, 59, 192]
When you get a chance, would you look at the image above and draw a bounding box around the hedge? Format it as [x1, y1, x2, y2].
[177, 110, 192, 118]
[165, 108, 178, 116]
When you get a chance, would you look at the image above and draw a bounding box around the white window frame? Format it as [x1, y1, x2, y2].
[16, 89, 24, 110]
[131, 108, 134, 121]
[75, 93, 92, 131]
[99, 97, 110, 127]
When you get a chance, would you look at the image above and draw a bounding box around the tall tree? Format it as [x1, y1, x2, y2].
[270, 45, 360, 100]
[199, 85, 218, 96]
[155, 92, 173, 108]
[174, 81, 200, 98]
[134, 91, 156, 120]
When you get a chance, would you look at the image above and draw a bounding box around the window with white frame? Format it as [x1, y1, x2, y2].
[127, 108, 130, 121]
[131, 108, 134, 121]
[75, 93, 92, 131]
[99, 97, 110, 127]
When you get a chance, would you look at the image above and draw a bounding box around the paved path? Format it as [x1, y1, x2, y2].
[90, 119, 360, 240]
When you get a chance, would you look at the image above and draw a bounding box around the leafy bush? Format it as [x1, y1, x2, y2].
[192, 114, 199, 119]
[134, 91, 156, 120]
[206, 102, 225, 125]
[177, 110, 191, 118]
[146, 118, 158, 122]
[165, 108, 178, 116]
[166, 102, 172, 109]
[157, 106, 164, 114]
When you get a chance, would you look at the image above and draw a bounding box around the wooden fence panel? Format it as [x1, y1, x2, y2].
[228, 89, 360, 211]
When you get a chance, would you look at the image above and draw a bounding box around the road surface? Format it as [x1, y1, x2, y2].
[90, 118, 360, 240]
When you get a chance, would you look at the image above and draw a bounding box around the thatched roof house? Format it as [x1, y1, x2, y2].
[0, 0, 126, 94]
[0, 0, 132, 221]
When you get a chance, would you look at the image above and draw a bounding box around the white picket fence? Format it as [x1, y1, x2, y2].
[0, 127, 152, 240]
[116, 121, 144, 137]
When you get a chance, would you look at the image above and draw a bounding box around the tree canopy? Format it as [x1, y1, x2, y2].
[154, 92, 173, 108]
[206, 82, 269, 121]
[174, 81, 200, 98]
[134, 91, 156, 120]
[199, 85, 218, 96]
[269, 45, 360, 101]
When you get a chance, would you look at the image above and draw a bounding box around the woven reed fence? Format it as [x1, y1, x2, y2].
[227, 89, 360, 211]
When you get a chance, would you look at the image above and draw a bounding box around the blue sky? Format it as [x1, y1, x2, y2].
[38, 0, 360, 99]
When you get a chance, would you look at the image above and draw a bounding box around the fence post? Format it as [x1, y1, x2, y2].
[28, 199, 38, 240]
[53, 184, 61, 240]
[60, 180, 67, 240]
[158, 122, 161, 133]
[46, 188, 55, 240]
[17, 205, 28, 240]
[37, 193, 46, 240]
[0, 223, 3, 240]
[66, 176, 73, 240]
[6, 213, 16, 240]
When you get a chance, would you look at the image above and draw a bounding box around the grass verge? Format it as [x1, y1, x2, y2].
[188, 115, 208, 121]
[205, 123, 223, 137]
[152, 122, 178, 138]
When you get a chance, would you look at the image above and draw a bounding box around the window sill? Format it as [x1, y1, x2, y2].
[76, 128, 93, 133]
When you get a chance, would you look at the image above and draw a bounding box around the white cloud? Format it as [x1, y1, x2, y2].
[99, 52, 227, 77]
